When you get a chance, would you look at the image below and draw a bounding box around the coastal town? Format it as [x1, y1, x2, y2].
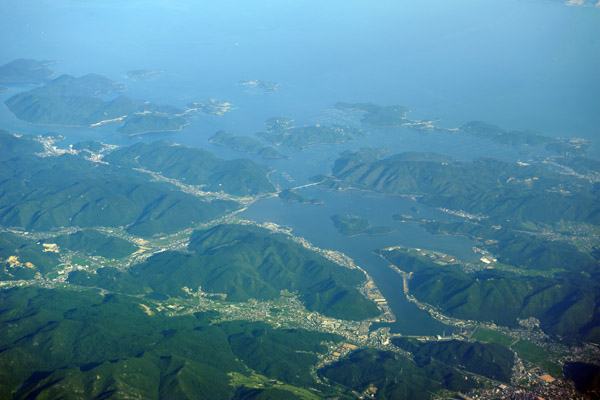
[2, 213, 598, 399]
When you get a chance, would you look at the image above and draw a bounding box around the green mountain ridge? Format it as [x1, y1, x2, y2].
[335, 102, 409, 127]
[0, 58, 56, 83]
[0, 232, 59, 280]
[46, 230, 138, 259]
[0, 131, 239, 237]
[392, 338, 514, 383]
[210, 130, 287, 159]
[380, 248, 600, 342]
[331, 214, 394, 237]
[257, 117, 365, 149]
[0, 287, 341, 399]
[318, 348, 479, 400]
[105, 141, 276, 196]
[330, 149, 600, 228]
[5, 73, 188, 134]
[69, 224, 380, 321]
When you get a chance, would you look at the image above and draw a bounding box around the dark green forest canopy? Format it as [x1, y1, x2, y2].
[423, 220, 599, 272]
[210, 130, 286, 159]
[257, 117, 365, 149]
[379, 248, 600, 342]
[105, 140, 276, 196]
[0, 232, 59, 280]
[0, 130, 247, 236]
[318, 348, 479, 400]
[45, 230, 138, 259]
[330, 149, 600, 228]
[331, 214, 394, 237]
[392, 338, 514, 383]
[69, 224, 380, 321]
[0, 287, 341, 400]
[4, 73, 188, 134]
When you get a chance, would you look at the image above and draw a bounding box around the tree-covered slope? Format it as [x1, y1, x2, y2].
[69, 224, 380, 321]
[105, 141, 276, 196]
[47, 229, 138, 259]
[225, 323, 341, 387]
[424, 220, 598, 273]
[0, 58, 56, 83]
[392, 338, 514, 383]
[0, 129, 45, 161]
[0, 131, 238, 237]
[257, 117, 365, 149]
[0, 287, 340, 399]
[380, 248, 600, 342]
[117, 113, 188, 135]
[4, 73, 188, 133]
[331, 214, 394, 237]
[210, 130, 286, 159]
[319, 348, 479, 400]
[331, 150, 600, 227]
[336, 102, 409, 127]
[0, 232, 59, 280]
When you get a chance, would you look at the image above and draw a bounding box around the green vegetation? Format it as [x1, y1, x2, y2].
[229, 372, 319, 400]
[0, 286, 340, 399]
[375, 247, 459, 273]
[460, 121, 551, 147]
[5, 73, 190, 134]
[318, 348, 479, 400]
[460, 121, 589, 156]
[555, 155, 600, 176]
[117, 113, 188, 135]
[380, 247, 600, 342]
[472, 328, 514, 347]
[6, 74, 126, 126]
[0, 232, 59, 280]
[226, 323, 341, 387]
[0, 129, 45, 160]
[0, 131, 238, 237]
[336, 102, 409, 127]
[72, 140, 106, 153]
[210, 130, 286, 159]
[331, 149, 600, 229]
[106, 140, 276, 196]
[392, 338, 514, 383]
[258, 117, 365, 149]
[546, 141, 590, 157]
[331, 214, 394, 237]
[70, 255, 91, 267]
[424, 220, 598, 273]
[512, 340, 560, 375]
[69, 224, 380, 320]
[48, 230, 138, 259]
[0, 58, 56, 83]
[278, 189, 322, 205]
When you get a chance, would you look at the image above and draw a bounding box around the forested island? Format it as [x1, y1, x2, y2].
[4, 73, 189, 135]
[278, 188, 322, 205]
[210, 130, 287, 159]
[331, 214, 394, 237]
[257, 117, 365, 149]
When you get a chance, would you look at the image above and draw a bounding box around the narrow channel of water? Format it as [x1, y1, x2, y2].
[241, 187, 476, 335]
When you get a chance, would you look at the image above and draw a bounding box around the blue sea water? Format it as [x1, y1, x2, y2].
[1, 0, 598, 143]
[1, 0, 599, 334]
